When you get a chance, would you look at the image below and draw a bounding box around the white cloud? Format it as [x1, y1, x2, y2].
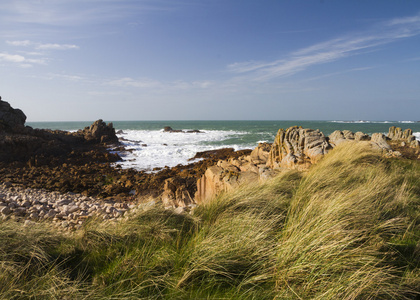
[0, 53, 25, 63]
[36, 43, 79, 50]
[6, 40, 80, 51]
[107, 77, 215, 91]
[0, 52, 46, 67]
[228, 13, 420, 81]
[108, 77, 163, 89]
[6, 40, 32, 46]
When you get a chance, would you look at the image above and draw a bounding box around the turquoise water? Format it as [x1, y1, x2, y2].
[27, 120, 420, 170]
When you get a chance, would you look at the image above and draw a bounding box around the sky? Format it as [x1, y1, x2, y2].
[0, 0, 420, 122]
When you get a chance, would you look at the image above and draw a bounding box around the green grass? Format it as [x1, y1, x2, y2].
[1, 142, 419, 299]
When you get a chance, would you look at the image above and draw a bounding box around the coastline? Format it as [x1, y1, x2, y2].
[1, 99, 419, 228]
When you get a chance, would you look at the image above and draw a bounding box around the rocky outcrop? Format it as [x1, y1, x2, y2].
[193, 126, 415, 205]
[388, 126, 419, 148]
[161, 177, 195, 208]
[329, 130, 370, 146]
[0, 100, 119, 163]
[0, 97, 26, 132]
[195, 142, 274, 203]
[79, 119, 119, 144]
[266, 126, 330, 170]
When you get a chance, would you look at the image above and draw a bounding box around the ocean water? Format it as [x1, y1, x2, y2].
[27, 120, 420, 171]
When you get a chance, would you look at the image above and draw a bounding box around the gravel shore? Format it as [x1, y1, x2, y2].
[0, 182, 139, 231]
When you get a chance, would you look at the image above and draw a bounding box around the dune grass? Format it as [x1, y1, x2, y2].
[0, 142, 419, 299]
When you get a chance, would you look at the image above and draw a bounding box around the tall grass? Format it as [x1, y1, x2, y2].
[0, 142, 418, 299]
[275, 142, 420, 299]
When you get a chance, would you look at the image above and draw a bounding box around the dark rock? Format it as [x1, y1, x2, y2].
[79, 119, 119, 144]
[0, 98, 26, 132]
[163, 126, 202, 133]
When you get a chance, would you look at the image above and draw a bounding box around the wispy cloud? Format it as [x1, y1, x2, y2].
[107, 77, 214, 90]
[108, 77, 163, 89]
[36, 43, 79, 50]
[0, 52, 46, 67]
[228, 13, 420, 81]
[6, 39, 31, 46]
[7, 40, 79, 50]
[3, 40, 79, 68]
[0, 0, 177, 28]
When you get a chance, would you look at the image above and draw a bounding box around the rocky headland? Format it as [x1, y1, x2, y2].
[1, 98, 419, 229]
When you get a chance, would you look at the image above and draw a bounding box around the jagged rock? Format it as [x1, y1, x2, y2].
[354, 132, 371, 141]
[195, 148, 273, 204]
[162, 177, 195, 208]
[329, 130, 369, 146]
[371, 133, 392, 151]
[249, 142, 272, 165]
[0, 98, 26, 132]
[329, 130, 347, 146]
[388, 126, 412, 140]
[80, 119, 119, 144]
[266, 126, 330, 170]
[388, 126, 419, 148]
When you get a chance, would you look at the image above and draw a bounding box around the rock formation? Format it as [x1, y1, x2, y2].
[79, 119, 119, 144]
[329, 130, 370, 146]
[388, 126, 420, 148]
[0, 99, 119, 163]
[0, 98, 27, 132]
[266, 126, 330, 170]
[194, 125, 414, 205]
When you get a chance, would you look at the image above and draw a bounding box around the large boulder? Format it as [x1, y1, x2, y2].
[329, 130, 370, 147]
[369, 133, 392, 151]
[0, 97, 26, 132]
[266, 126, 330, 170]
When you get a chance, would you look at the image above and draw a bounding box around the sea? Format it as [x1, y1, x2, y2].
[27, 120, 420, 172]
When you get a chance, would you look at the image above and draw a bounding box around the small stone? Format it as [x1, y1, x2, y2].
[174, 207, 185, 214]
[29, 212, 39, 220]
[1, 206, 11, 215]
[24, 220, 34, 226]
[61, 221, 69, 228]
[21, 200, 31, 207]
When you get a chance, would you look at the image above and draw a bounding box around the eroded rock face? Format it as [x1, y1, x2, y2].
[0, 98, 26, 132]
[194, 142, 277, 204]
[388, 126, 419, 148]
[266, 126, 330, 170]
[161, 177, 195, 208]
[195, 127, 333, 204]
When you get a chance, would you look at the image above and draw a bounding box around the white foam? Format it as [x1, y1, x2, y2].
[330, 120, 416, 124]
[113, 129, 251, 171]
[413, 132, 420, 141]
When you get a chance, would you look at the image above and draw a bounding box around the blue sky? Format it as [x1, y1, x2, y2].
[1, 0, 419, 121]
